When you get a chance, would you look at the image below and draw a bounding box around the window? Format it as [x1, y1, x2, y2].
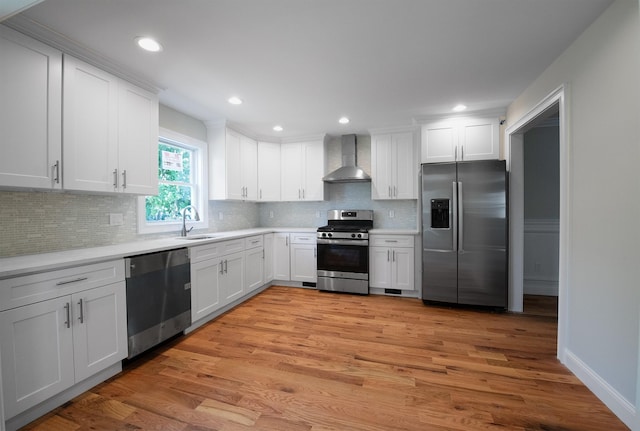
[138, 128, 208, 234]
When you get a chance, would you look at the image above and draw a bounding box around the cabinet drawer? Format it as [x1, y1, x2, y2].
[244, 235, 263, 250]
[190, 239, 245, 263]
[0, 260, 125, 312]
[370, 235, 414, 248]
[290, 233, 317, 245]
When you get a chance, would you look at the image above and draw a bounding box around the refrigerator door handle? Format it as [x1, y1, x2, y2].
[452, 181, 458, 252]
[458, 181, 464, 253]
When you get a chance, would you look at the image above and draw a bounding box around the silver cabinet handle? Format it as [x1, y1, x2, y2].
[56, 276, 88, 286]
[64, 302, 71, 328]
[224, 259, 228, 274]
[458, 181, 464, 253]
[53, 160, 60, 184]
[461, 146, 464, 161]
[220, 260, 224, 275]
[454, 146, 458, 161]
[113, 169, 118, 189]
[452, 182, 458, 252]
[387, 250, 390, 261]
[122, 170, 127, 189]
[262, 249, 265, 259]
[77, 298, 84, 324]
[388, 186, 392, 198]
[302, 189, 305, 199]
[314, 247, 317, 257]
[285, 236, 289, 246]
[298, 189, 301, 199]
[392, 250, 396, 262]
[394, 186, 397, 197]
[385, 240, 398, 243]
[260, 189, 262, 199]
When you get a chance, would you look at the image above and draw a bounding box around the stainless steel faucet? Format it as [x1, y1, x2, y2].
[180, 205, 200, 237]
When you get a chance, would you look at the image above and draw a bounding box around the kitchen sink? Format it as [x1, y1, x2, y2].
[177, 235, 218, 240]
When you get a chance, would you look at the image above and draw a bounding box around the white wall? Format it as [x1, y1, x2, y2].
[507, 0, 640, 426]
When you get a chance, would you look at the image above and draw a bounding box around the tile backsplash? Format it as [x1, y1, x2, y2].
[0, 183, 417, 257]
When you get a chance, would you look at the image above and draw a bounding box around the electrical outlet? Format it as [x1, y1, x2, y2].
[218, 212, 224, 220]
[316, 211, 321, 218]
[389, 210, 395, 218]
[109, 213, 123, 226]
[269, 211, 274, 218]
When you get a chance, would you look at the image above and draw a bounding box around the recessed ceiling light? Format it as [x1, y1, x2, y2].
[228, 96, 243, 105]
[338, 117, 350, 124]
[452, 104, 467, 112]
[135, 37, 162, 52]
[273, 125, 283, 132]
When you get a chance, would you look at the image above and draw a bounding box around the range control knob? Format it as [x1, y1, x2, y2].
[328, 233, 333, 238]
[351, 233, 356, 238]
[321, 233, 326, 238]
[357, 233, 362, 238]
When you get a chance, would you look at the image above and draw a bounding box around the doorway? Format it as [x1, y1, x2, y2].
[505, 85, 568, 359]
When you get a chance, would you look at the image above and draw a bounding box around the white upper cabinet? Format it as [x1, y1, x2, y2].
[281, 139, 326, 201]
[63, 55, 158, 194]
[0, 25, 62, 190]
[257, 141, 281, 201]
[116, 80, 159, 195]
[422, 117, 499, 163]
[208, 126, 258, 201]
[371, 131, 416, 200]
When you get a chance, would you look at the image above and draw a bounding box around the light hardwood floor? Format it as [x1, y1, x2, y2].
[22, 286, 627, 431]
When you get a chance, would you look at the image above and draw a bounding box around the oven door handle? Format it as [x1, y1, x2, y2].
[316, 238, 369, 246]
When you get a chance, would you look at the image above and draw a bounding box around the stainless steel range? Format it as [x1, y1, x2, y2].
[317, 210, 373, 295]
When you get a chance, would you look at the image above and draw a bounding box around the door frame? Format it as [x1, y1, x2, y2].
[504, 84, 569, 362]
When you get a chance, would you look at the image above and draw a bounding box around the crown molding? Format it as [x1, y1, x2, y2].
[3, 15, 162, 93]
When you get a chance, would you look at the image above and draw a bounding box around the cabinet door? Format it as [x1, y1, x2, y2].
[393, 132, 416, 199]
[371, 134, 393, 200]
[459, 118, 499, 161]
[221, 252, 245, 306]
[245, 247, 265, 293]
[0, 296, 74, 418]
[72, 282, 127, 382]
[258, 142, 281, 201]
[117, 81, 159, 195]
[63, 55, 119, 192]
[225, 129, 244, 200]
[421, 122, 457, 163]
[0, 26, 62, 190]
[273, 233, 291, 280]
[241, 135, 258, 200]
[392, 247, 415, 291]
[369, 246, 392, 289]
[191, 258, 222, 322]
[263, 234, 274, 282]
[280, 144, 303, 201]
[290, 244, 317, 283]
[302, 141, 325, 201]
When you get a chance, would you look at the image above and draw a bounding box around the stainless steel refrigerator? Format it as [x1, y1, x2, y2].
[421, 160, 507, 308]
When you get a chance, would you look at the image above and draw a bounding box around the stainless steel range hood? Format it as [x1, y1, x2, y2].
[323, 135, 371, 183]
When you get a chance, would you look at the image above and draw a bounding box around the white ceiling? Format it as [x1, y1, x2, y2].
[9, 0, 612, 140]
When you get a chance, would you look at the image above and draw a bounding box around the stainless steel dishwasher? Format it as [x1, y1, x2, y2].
[125, 248, 191, 359]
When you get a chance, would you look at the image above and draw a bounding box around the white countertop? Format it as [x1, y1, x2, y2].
[0, 227, 418, 279]
[0, 227, 317, 279]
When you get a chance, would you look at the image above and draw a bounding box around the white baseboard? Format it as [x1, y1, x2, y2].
[564, 349, 636, 429]
[523, 278, 558, 296]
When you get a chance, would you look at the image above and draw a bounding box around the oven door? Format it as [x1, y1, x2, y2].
[317, 239, 368, 279]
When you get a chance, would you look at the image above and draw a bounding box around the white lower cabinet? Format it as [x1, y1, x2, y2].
[263, 234, 274, 282]
[244, 235, 265, 294]
[190, 258, 222, 323]
[190, 239, 247, 323]
[0, 271, 126, 419]
[290, 233, 317, 283]
[220, 252, 245, 305]
[273, 233, 291, 280]
[369, 235, 415, 291]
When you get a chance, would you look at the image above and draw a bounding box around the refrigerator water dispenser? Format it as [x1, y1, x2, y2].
[431, 199, 450, 229]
